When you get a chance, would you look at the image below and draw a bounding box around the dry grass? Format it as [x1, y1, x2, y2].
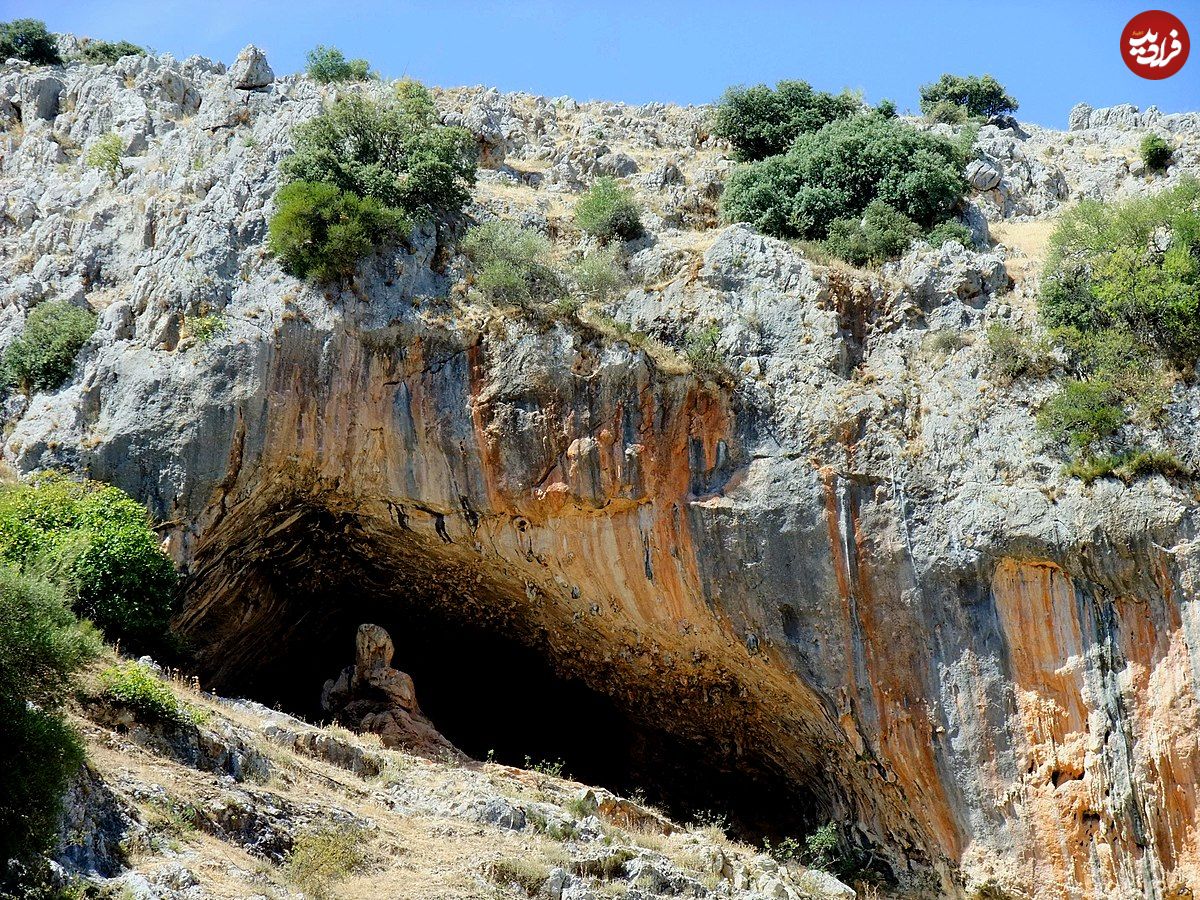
[990, 217, 1059, 284]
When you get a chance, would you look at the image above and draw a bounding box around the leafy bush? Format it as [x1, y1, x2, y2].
[572, 245, 627, 301]
[0, 18, 61, 65]
[574, 176, 643, 242]
[985, 323, 1053, 384]
[85, 132, 125, 182]
[281, 86, 476, 217]
[1040, 179, 1200, 365]
[99, 661, 189, 723]
[924, 99, 968, 126]
[876, 99, 897, 119]
[824, 199, 921, 265]
[1140, 134, 1172, 172]
[285, 826, 371, 898]
[1036, 379, 1126, 451]
[0, 567, 98, 875]
[462, 220, 562, 309]
[271, 83, 477, 282]
[304, 44, 370, 83]
[919, 74, 1018, 118]
[2, 300, 97, 393]
[927, 220, 974, 248]
[76, 39, 145, 64]
[723, 113, 968, 242]
[0, 473, 178, 650]
[712, 80, 861, 161]
[268, 180, 408, 283]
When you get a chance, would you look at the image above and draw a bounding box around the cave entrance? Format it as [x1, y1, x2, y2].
[188, 502, 827, 844]
[247, 598, 818, 842]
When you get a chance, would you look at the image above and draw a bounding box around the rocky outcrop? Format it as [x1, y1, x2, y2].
[4, 46, 1200, 899]
[321, 624, 457, 755]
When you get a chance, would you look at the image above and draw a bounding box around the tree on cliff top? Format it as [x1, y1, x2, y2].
[919, 73, 1018, 119]
[0, 18, 61, 65]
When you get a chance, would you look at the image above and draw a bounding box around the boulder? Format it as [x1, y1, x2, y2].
[966, 158, 1002, 191]
[19, 74, 63, 121]
[229, 45, 273, 90]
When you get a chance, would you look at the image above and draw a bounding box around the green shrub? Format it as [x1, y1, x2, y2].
[0, 567, 98, 875]
[824, 199, 921, 265]
[574, 176, 643, 242]
[0, 18, 61, 65]
[271, 83, 476, 282]
[0, 473, 178, 650]
[711, 80, 861, 161]
[183, 313, 226, 346]
[2, 300, 97, 394]
[985, 323, 1053, 384]
[1065, 448, 1189, 484]
[75, 39, 145, 64]
[99, 661, 189, 723]
[1036, 380, 1126, 451]
[924, 100, 968, 125]
[304, 44, 371, 83]
[463, 220, 563, 309]
[927, 220, 974, 249]
[1040, 179, 1200, 365]
[572, 246, 626, 302]
[876, 99, 897, 119]
[1140, 134, 1172, 172]
[285, 826, 371, 898]
[804, 823, 841, 872]
[685, 323, 727, 380]
[281, 87, 476, 217]
[85, 132, 126, 182]
[268, 180, 409, 283]
[919, 74, 1018, 118]
[722, 113, 968, 241]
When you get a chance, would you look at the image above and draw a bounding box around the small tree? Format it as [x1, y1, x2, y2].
[2, 300, 97, 393]
[712, 80, 861, 161]
[0, 18, 61, 65]
[305, 44, 371, 83]
[919, 74, 1018, 119]
[76, 39, 145, 64]
[86, 132, 126, 182]
[1140, 134, 1172, 172]
[574, 177, 642, 242]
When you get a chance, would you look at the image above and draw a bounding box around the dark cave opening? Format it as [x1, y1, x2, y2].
[191, 505, 828, 844]
[242, 596, 820, 842]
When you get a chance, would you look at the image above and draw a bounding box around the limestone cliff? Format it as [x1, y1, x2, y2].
[4, 45, 1200, 899]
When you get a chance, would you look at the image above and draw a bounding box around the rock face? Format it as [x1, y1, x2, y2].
[4, 46, 1200, 899]
[321, 624, 457, 755]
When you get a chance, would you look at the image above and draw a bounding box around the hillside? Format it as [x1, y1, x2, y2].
[3, 41, 1200, 900]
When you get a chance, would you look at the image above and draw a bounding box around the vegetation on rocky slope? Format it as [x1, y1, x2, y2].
[1033, 178, 1200, 475]
[268, 81, 477, 282]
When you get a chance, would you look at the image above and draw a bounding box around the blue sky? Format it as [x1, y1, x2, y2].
[8, 0, 1199, 126]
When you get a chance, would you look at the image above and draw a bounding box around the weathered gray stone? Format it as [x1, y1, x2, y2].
[228, 45, 272, 90]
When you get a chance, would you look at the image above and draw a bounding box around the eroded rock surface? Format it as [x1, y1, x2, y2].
[4, 44, 1200, 899]
[321, 624, 458, 755]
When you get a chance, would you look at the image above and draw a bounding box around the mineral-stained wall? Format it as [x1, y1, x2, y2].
[4, 46, 1200, 898]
